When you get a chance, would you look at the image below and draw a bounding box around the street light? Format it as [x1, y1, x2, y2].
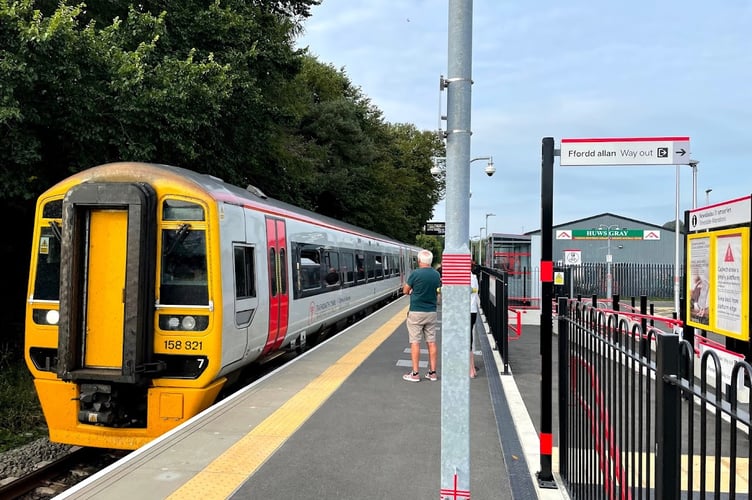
[484, 213, 496, 267]
[430, 156, 495, 176]
[705, 188, 712, 205]
[598, 224, 620, 299]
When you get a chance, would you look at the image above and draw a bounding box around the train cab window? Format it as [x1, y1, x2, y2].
[42, 199, 62, 219]
[356, 253, 366, 282]
[162, 199, 205, 221]
[323, 251, 340, 286]
[234, 246, 256, 299]
[33, 225, 62, 301]
[342, 252, 355, 284]
[160, 226, 209, 305]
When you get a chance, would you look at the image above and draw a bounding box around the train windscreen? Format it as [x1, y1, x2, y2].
[160, 227, 209, 305]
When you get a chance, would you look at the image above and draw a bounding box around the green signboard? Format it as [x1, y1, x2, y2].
[556, 229, 661, 240]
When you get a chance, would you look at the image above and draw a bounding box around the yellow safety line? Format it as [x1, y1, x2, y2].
[168, 305, 409, 500]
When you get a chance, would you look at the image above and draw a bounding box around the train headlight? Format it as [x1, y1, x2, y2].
[158, 314, 209, 331]
[46, 310, 60, 325]
[181, 316, 197, 330]
[32, 308, 60, 326]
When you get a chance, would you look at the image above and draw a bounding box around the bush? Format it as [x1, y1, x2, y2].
[0, 343, 47, 452]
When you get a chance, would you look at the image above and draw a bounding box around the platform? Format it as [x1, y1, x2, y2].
[56, 297, 570, 499]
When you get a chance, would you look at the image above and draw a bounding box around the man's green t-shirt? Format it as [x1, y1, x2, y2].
[407, 267, 442, 312]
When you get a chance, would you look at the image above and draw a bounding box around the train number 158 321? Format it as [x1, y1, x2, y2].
[163, 340, 203, 351]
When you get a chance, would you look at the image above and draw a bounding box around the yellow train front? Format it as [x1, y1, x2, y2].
[26, 162, 414, 450]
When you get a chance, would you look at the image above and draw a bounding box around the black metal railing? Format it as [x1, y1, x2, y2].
[557, 297, 752, 499]
[478, 267, 509, 374]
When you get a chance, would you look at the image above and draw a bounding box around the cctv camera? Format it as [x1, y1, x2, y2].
[484, 163, 496, 176]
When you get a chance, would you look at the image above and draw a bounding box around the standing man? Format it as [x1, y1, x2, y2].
[403, 249, 442, 382]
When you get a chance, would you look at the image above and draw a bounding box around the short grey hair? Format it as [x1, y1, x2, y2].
[417, 249, 433, 265]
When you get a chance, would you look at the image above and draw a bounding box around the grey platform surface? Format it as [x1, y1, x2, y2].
[57, 297, 570, 499]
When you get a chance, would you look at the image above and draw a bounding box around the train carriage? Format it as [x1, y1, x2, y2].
[25, 162, 419, 449]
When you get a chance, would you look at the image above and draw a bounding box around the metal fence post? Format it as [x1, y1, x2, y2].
[501, 273, 509, 374]
[655, 332, 681, 500]
[557, 296, 569, 477]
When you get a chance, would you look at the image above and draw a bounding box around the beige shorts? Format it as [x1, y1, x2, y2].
[406, 311, 438, 343]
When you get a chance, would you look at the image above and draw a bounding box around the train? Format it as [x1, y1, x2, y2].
[25, 162, 420, 450]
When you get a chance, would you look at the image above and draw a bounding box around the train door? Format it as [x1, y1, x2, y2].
[84, 210, 127, 368]
[263, 217, 289, 353]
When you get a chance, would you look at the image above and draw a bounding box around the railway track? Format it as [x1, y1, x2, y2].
[0, 446, 127, 500]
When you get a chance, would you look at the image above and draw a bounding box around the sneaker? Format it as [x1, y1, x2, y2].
[425, 371, 438, 381]
[403, 371, 420, 382]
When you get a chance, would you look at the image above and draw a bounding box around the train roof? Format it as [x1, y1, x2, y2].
[59, 162, 418, 250]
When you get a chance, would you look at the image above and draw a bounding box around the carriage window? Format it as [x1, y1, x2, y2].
[356, 254, 366, 282]
[323, 251, 340, 286]
[342, 252, 355, 284]
[234, 246, 256, 299]
[162, 199, 205, 221]
[374, 254, 384, 279]
[160, 227, 209, 305]
[33, 226, 62, 300]
[299, 247, 321, 291]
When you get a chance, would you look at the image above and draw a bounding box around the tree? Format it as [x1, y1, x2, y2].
[662, 219, 685, 233]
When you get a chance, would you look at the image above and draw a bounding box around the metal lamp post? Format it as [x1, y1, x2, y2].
[705, 188, 712, 205]
[689, 159, 699, 209]
[598, 224, 619, 299]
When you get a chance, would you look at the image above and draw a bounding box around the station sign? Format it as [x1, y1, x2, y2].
[688, 195, 752, 232]
[560, 136, 691, 166]
[424, 221, 446, 236]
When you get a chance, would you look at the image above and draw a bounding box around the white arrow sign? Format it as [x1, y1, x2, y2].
[560, 136, 691, 166]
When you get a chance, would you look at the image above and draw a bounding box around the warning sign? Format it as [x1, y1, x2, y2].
[686, 227, 749, 340]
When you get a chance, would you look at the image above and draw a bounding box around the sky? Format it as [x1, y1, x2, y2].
[296, 1, 752, 238]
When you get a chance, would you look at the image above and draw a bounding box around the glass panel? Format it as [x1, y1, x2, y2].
[269, 248, 277, 296]
[160, 228, 208, 305]
[33, 227, 61, 300]
[324, 251, 340, 286]
[234, 246, 256, 299]
[162, 199, 205, 221]
[279, 248, 287, 294]
[299, 247, 321, 290]
[42, 199, 62, 219]
[356, 254, 366, 282]
[343, 253, 355, 284]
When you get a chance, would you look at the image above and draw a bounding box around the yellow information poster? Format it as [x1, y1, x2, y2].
[686, 228, 749, 340]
